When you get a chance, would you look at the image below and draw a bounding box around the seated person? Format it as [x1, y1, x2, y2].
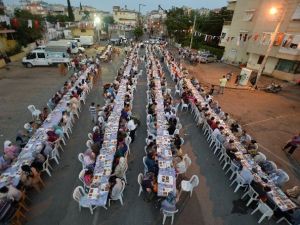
[46, 130, 59, 143]
[160, 192, 176, 212]
[247, 140, 258, 156]
[0, 185, 22, 202]
[239, 167, 254, 185]
[20, 164, 44, 192]
[16, 130, 29, 148]
[145, 152, 158, 175]
[114, 143, 128, 158]
[111, 157, 127, 179]
[39, 107, 49, 122]
[0, 154, 11, 172]
[83, 169, 94, 186]
[83, 149, 96, 167]
[173, 134, 182, 149]
[141, 172, 157, 201]
[4, 140, 20, 160]
[286, 186, 300, 205]
[240, 130, 251, 146]
[259, 160, 277, 175]
[108, 176, 123, 199]
[251, 180, 271, 202]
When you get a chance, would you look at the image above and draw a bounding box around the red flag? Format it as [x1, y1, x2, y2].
[34, 20, 39, 29]
[11, 18, 19, 28]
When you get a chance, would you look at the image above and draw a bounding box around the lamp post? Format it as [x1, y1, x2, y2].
[94, 16, 101, 43]
[254, 2, 287, 87]
[138, 4, 146, 26]
[189, 14, 197, 49]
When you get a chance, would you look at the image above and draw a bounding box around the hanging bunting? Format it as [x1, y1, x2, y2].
[28, 19, 32, 28]
[34, 20, 39, 29]
[11, 18, 19, 28]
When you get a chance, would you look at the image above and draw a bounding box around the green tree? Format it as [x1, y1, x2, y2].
[102, 15, 114, 33]
[133, 26, 143, 40]
[46, 14, 70, 23]
[67, 0, 74, 21]
[13, 9, 43, 47]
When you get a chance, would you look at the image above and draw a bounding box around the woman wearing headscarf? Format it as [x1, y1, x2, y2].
[111, 157, 127, 179]
[160, 192, 176, 212]
[4, 140, 19, 160]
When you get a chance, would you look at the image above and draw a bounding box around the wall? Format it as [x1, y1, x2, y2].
[272, 69, 300, 82]
[71, 28, 95, 37]
[247, 53, 278, 74]
[0, 36, 17, 52]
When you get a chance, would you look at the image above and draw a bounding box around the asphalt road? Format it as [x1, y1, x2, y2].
[0, 47, 278, 225]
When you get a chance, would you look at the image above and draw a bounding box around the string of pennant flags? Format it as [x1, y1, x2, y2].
[174, 29, 300, 49]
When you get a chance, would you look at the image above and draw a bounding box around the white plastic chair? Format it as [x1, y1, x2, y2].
[108, 180, 126, 207]
[78, 153, 85, 169]
[137, 173, 144, 196]
[225, 160, 240, 180]
[49, 147, 60, 165]
[72, 186, 96, 215]
[241, 185, 259, 206]
[251, 200, 274, 223]
[27, 105, 41, 120]
[41, 156, 53, 177]
[180, 175, 199, 197]
[162, 209, 179, 225]
[78, 169, 90, 191]
[230, 173, 250, 193]
[143, 156, 148, 174]
[88, 133, 93, 141]
[276, 217, 292, 225]
[125, 136, 132, 154]
[86, 140, 93, 149]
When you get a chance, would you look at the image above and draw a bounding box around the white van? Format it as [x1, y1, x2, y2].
[22, 50, 70, 68]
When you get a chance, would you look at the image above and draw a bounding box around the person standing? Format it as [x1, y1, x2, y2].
[89, 102, 97, 124]
[219, 75, 228, 94]
[282, 133, 300, 155]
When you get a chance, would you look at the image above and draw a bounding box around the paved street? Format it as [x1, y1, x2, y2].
[0, 46, 283, 225]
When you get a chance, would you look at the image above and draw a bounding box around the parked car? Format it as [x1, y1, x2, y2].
[199, 54, 217, 63]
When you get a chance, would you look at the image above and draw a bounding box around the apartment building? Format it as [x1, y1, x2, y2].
[220, 0, 300, 81]
[113, 6, 138, 27]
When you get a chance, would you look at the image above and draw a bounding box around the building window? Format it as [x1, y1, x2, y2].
[291, 3, 300, 20]
[257, 55, 264, 64]
[243, 9, 255, 21]
[275, 59, 300, 74]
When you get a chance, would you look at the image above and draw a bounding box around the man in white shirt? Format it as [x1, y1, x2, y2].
[219, 75, 228, 94]
[127, 119, 137, 142]
[212, 126, 225, 143]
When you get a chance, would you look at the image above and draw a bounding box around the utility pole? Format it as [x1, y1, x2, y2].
[189, 14, 196, 49]
[254, 3, 287, 87]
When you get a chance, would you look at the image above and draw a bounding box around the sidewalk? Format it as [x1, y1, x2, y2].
[181, 60, 300, 188]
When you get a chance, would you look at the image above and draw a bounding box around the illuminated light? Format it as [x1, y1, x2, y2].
[270, 7, 278, 15]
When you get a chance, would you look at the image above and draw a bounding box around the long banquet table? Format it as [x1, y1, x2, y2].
[183, 78, 297, 212]
[80, 47, 137, 207]
[146, 49, 176, 197]
[0, 65, 93, 188]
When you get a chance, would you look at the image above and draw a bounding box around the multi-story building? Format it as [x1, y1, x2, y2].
[112, 6, 138, 27]
[220, 0, 300, 82]
[146, 9, 167, 36]
[48, 4, 66, 16]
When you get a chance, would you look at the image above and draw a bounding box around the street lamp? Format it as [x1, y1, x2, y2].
[94, 16, 101, 43]
[138, 4, 146, 26]
[254, 2, 287, 87]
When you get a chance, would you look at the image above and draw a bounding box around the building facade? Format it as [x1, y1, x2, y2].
[112, 6, 138, 27]
[220, 0, 300, 82]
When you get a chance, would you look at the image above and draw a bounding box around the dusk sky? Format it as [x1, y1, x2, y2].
[4, 0, 228, 13]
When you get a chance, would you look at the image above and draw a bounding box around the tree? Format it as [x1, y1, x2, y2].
[102, 15, 114, 33]
[67, 0, 74, 21]
[13, 9, 43, 47]
[133, 26, 143, 40]
[46, 14, 70, 23]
